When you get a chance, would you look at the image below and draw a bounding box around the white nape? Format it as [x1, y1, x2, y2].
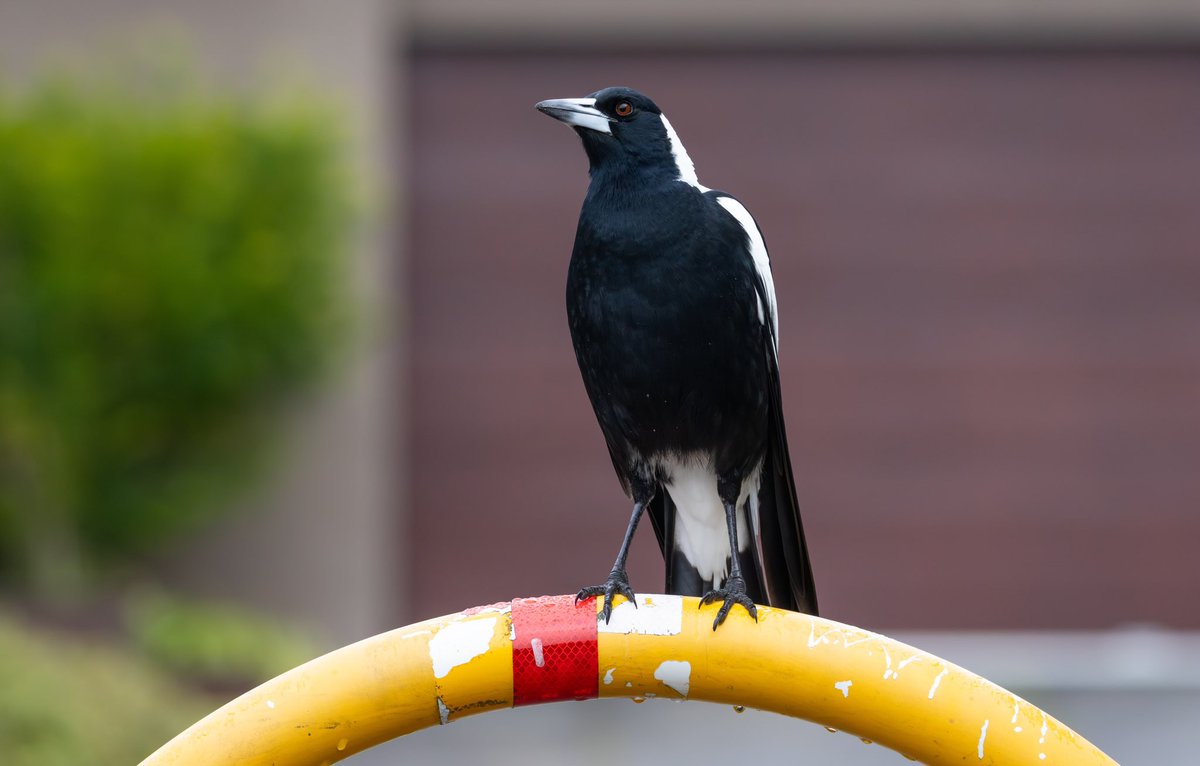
[660, 115, 710, 192]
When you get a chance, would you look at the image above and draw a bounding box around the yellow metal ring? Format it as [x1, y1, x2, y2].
[140, 594, 1118, 766]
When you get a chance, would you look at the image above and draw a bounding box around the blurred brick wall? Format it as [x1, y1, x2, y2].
[406, 51, 1200, 629]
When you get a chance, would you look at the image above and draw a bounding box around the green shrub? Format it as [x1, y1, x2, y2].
[0, 71, 352, 597]
[125, 590, 317, 686]
[0, 608, 218, 765]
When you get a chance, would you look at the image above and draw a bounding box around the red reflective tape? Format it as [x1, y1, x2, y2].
[511, 595, 598, 706]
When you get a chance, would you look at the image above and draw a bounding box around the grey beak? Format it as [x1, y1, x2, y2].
[535, 97, 613, 135]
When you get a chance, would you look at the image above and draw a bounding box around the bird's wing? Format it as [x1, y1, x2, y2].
[714, 196, 778, 353]
[712, 192, 819, 615]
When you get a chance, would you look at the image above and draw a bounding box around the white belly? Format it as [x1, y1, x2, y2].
[656, 453, 761, 585]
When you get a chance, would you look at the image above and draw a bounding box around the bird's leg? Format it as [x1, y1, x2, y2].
[699, 477, 759, 630]
[576, 482, 654, 623]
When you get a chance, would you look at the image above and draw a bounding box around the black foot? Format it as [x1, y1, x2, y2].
[576, 570, 636, 623]
[699, 576, 758, 630]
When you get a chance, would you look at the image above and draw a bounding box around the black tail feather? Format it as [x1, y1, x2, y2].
[761, 351, 819, 615]
[755, 444, 818, 615]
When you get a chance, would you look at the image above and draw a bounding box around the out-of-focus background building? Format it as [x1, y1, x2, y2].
[0, 1, 1197, 763]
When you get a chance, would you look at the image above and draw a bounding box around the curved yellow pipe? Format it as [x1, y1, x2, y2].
[140, 595, 1118, 766]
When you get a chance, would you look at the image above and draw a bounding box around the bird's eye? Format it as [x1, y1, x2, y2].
[614, 102, 634, 117]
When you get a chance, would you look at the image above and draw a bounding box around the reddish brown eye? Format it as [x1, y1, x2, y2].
[614, 101, 634, 117]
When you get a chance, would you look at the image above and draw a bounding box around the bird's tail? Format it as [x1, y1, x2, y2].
[750, 391, 819, 615]
[654, 493, 768, 602]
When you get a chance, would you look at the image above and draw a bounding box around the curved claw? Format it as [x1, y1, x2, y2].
[699, 577, 759, 631]
[574, 587, 600, 606]
[576, 572, 636, 623]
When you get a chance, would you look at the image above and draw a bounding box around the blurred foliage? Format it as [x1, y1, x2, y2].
[0, 607, 218, 765]
[0, 69, 352, 597]
[126, 590, 317, 685]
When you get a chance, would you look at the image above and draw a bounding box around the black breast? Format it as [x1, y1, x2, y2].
[567, 185, 771, 483]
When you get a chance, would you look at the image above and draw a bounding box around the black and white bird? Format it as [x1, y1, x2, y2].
[536, 87, 817, 629]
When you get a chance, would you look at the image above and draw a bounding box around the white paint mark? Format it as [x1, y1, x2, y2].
[625, 681, 633, 688]
[715, 196, 778, 348]
[1015, 726, 1023, 733]
[1039, 714, 1048, 744]
[898, 655, 922, 670]
[603, 667, 615, 685]
[436, 698, 450, 725]
[400, 629, 431, 640]
[531, 637, 545, 668]
[978, 719, 989, 760]
[265, 699, 276, 710]
[881, 645, 894, 679]
[892, 653, 921, 680]
[429, 617, 496, 679]
[660, 115, 709, 191]
[807, 623, 879, 649]
[807, 624, 834, 647]
[834, 680, 853, 698]
[654, 660, 692, 698]
[598, 594, 682, 636]
[1011, 699, 1021, 724]
[1039, 754, 1046, 761]
[928, 669, 949, 699]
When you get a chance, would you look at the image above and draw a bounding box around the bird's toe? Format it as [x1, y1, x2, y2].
[576, 571, 636, 623]
[574, 584, 606, 604]
[699, 577, 759, 630]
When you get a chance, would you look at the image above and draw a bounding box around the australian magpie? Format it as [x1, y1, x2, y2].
[536, 87, 818, 629]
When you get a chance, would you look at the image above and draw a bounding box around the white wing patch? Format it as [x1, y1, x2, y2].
[715, 196, 779, 351]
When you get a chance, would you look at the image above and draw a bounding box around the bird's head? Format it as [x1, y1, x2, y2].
[536, 87, 696, 183]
